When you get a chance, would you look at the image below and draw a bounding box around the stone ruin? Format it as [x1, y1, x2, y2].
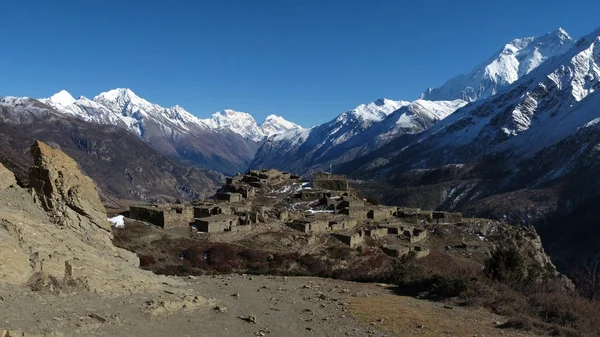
[193, 214, 241, 233]
[125, 168, 463, 261]
[312, 172, 349, 191]
[130, 204, 194, 229]
[381, 244, 430, 259]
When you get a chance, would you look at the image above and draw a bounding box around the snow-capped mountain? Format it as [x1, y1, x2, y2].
[261, 114, 303, 137]
[250, 98, 454, 173]
[202, 110, 303, 141]
[251, 29, 575, 175]
[41, 89, 302, 142]
[40, 88, 207, 137]
[339, 26, 600, 272]
[350, 25, 600, 180]
[37, 88, 304, 174]
[367, 99, 468, 146]
[34, 88, 257, 174]
[0, 96, 224, 202]
[421, 28, 574, 102]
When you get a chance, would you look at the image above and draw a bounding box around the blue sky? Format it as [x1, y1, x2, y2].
[2, 0, 599, 126]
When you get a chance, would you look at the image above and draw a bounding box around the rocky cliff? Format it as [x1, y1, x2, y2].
[0, 141, 182, 293]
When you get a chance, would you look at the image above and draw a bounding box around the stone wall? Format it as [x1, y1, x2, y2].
[162, 206, 194, 229]
[333, 232, 364, 248]
[313, 173, 348, 191]
[130, 206, 165, 227]
[194, 215, 238, 233]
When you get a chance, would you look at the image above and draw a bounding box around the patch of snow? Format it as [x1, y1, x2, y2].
[108, 215, 125, 228]
[305, 209, 334, 214]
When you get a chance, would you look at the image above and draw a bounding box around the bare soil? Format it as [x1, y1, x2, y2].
[0, 274, 537, 337]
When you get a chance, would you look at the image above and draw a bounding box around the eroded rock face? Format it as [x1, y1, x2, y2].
[0, 142, 185, 294]
[29, 141, 112, 248]
[0, 163, 17, 189]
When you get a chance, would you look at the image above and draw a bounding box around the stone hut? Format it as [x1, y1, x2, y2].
[328, 216, 358, 231]
[333, 232, 364, 248]
[403, 228, 428, 243]
[381, 245, 411, 258]
[432, 211, 463, 224]
[312, 172, 349, 191]
[341, 206, 372, 219]
[369, 206, 395, 221]
[237, 186, 256, 199]
[288, 219, 330, 233]
[379, 223, 415, 235]
[298, 190, 325, 201]
[194, 214, 240, 233]
[413, 246, 430, 259]
[130, 204, 193, 229]
[215, 192, 242, 203]
[363, 227, 388, 239]
[193, 204, 231, 218]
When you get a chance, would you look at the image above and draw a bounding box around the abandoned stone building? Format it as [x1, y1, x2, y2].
[369, 206, 396, 221]
[194, 214, 240, 233]
[215, 192, 242, 203]
[381, 244, 411, 258]
[312, 172, 349, 191]
[130, 204, 194, 229]
[333, 232, 364, 248]
[379, 223, 415, 235]
[413, 245, 430, 259]
[341, 206, 371, 219]
[432, 211, 463, 224]
[396, 207, 421, 217]
[298, 190, 325, 201]
[362, 227, 388, 239]
[403, 228, 428, 243]
[287, 219, 330, 233]
[193, 204, 232, 218]
[341, 206, 395, 221]
[246, 169, 301, 186]
[328, 216, 358, 231]
[396, 209, 434, 223]
[381, 244, 430, 259]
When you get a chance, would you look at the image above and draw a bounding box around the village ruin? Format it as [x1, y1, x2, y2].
[128, 168, 466, 260]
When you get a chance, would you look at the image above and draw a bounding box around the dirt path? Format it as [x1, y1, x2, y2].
[0, 275, 536, 337]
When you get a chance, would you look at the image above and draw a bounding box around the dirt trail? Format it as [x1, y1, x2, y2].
[0, 275, 538, 337]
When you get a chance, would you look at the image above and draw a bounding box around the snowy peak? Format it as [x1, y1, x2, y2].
[260, 114, 303, 137]
[421, 28, 574, 102]
[202, 109, 263, 140]
[342, 98, 411, 123]
[48, 90, 76, 107]
[92, 88, 156, 115]
[203, 110, 303, 141]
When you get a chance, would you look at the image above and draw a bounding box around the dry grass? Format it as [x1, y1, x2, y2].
[347, 294, 536, 337]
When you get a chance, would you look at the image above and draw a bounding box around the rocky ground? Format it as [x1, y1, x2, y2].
[0, 274, 537, 337]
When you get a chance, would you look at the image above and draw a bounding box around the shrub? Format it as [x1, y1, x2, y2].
[299, 254, 328, 275]
[485, 247, 526, 286]
[206, 244, 237, 265]
[327, 246, 353, 260]
[139, 254, 157, 267]
[238, 249, 270, 263]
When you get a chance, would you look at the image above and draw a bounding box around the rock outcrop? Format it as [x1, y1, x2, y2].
[29, 141, 113, 249]
[0, 141, 189, 294]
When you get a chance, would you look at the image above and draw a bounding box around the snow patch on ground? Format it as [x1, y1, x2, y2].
[108, 215, 125, 228]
